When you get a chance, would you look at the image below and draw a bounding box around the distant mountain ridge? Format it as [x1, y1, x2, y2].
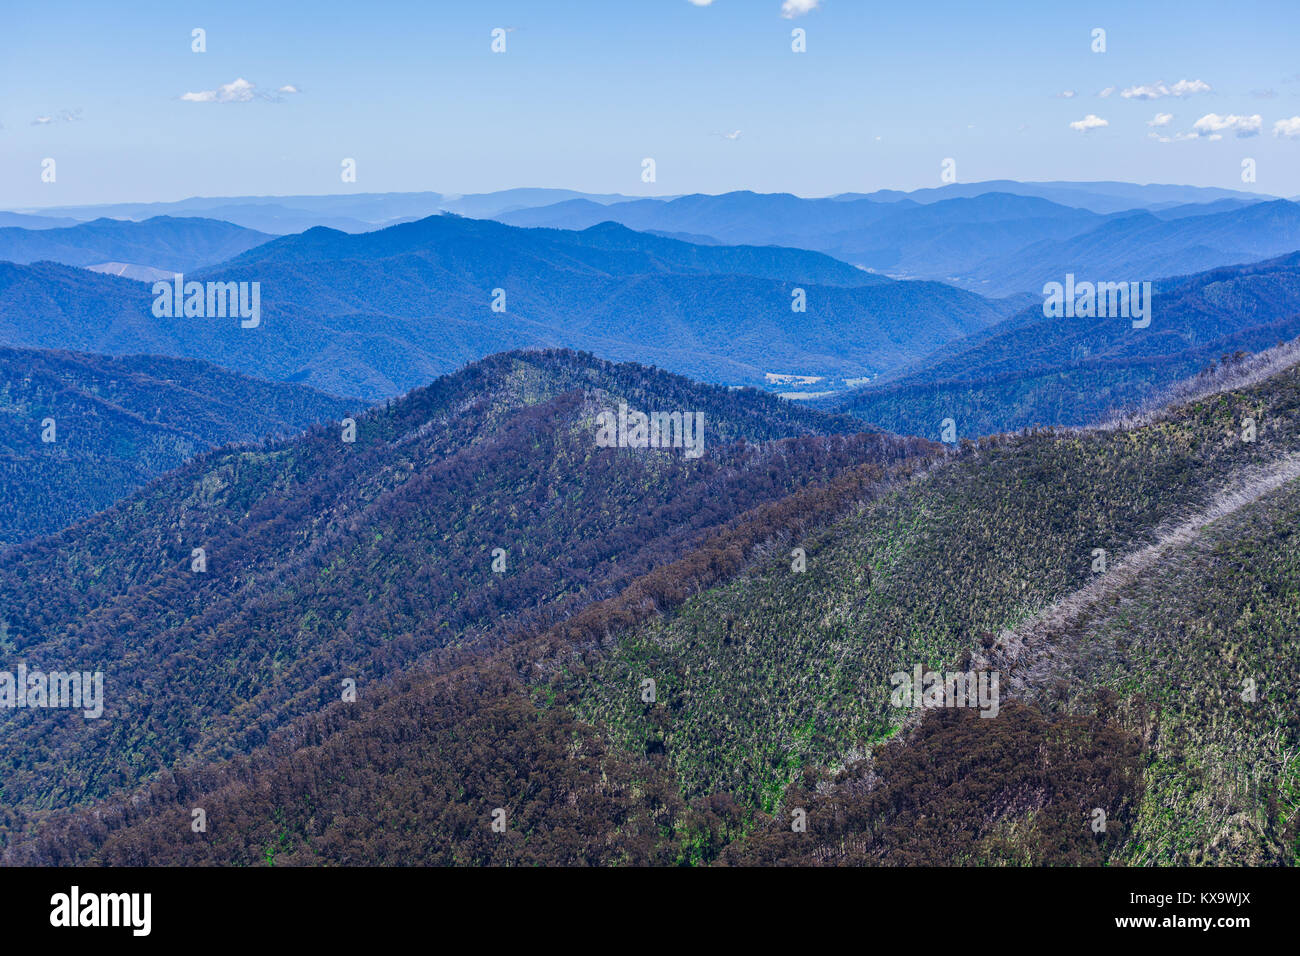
[821, 249, 1300, 436]
[835, 179, 1275, 213]
[0, 215, 1006, 400]
[0, 345, 354, 548]
[964, 198, 1300, 296]
[496, 188, 1297, 293]
[0, 216, 273, 273]
[9, 189, 658, 235]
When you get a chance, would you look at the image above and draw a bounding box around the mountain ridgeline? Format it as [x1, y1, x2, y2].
[0, 214, 1006, 400]
[0, 349, 929, 841]
[4, 340, 1300, 866]
[0, 216, 273, 274]
[0, 346, 354, 548]
[824, 250, 1300, 438]
[497, 188, 1300, 294]
[3, 183, 1300, 869]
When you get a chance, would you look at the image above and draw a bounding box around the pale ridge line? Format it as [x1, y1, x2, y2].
[979, 452, 1300, 691]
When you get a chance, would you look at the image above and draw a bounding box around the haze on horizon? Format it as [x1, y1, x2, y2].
[3, 0, 1299, 208]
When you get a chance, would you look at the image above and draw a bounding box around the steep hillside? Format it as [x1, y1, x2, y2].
[0, 346, 354, 548]
[0, 349, 924, 837]
[824, 251, 1300, 437]
[10, 347, 1300, 866]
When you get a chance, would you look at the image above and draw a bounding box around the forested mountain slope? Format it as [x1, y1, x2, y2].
[0, 346, 354, 548]
[823, 250, 1300, 437]
[9, 347, 1300, 866]
[0, 349, 926, 847]
[0, 216, 1005, 399]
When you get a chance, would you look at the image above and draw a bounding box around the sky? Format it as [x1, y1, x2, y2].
[2, 0, 1299, 208]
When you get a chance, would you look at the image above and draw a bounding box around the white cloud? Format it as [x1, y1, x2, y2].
[1147, 112, 1173, 127]
[1069, 114, 1109, 132]
[1274, 116, 1300, 137]
[277, 85, 301, 94]
[1121, 84, 1163, 100]
[181, 77, 256, 103]
[1170, 79, 1212, 96]
[713, 129, 742, 140]
[686, 0, 715, 5]
[1056, 90, 1076, 98]
[1098, 86, 1115, 98]
[30, 108, 81, 125]
[1192, 112, 1262, 137]
[1122, 79, 1212, 99]
[780, 0, 819, 17]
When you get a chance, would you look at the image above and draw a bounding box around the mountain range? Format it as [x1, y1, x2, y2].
[498, 189, 1300, 295]
[4, 180, 1300, 868]
[0, 345, 354, 548]
[5, 342, 1298, 866]
[822, 250, 1300, 436]
[0, 216, 273, 274]
[0, 349, 924, 834]
[8, 189, 653, 236]
[0, 215, 1006, 399]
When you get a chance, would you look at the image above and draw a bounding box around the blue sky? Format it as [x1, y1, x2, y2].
[3, 0, 1299, 207]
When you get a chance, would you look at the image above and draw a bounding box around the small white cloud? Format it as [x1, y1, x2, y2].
[31, 108, 81, 126]
[1147, 112, 1174, 127]
[277, 84, 301, 94]
[182, 77, 256, 103]
[686, 0, 715, 5]
[1192, 112, 1261, 137]
[1121, 83, 1164, 99]
[712, 129, 742, 140]
[1069, 114, 1109, 132]
[1122, 79, 1212, 100]
[1098, 86, 1115, 98]
[1056, 90, 1076, 99]
[780, 0, 819, 17]
[1273, 116, 1300, 138]
[1172, 79, 1212, 96]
